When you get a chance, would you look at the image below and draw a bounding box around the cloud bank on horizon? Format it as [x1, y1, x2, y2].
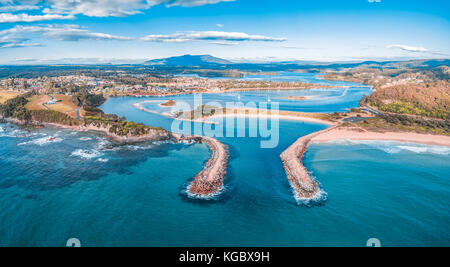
[387, 44, 428, 53]
[0, 0, 448, 63]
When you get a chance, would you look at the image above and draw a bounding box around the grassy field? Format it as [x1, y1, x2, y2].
[0, 91, 21, 104]
[25, 95, 50, 111]
[49, 95, 79, 118]
[25, 94, 80, 118]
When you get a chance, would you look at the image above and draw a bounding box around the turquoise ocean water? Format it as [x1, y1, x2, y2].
[0, 72, 448, 246]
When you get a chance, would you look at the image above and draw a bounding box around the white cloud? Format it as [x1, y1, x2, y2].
[0, 35, 40, 48]
[0, 25, 286, 49]
[0, 13, 74, 23]
[10, 57, 148, 64]
[216, 24, 224, 27]
[141, 31, 287, 43]
[0, 24, 134, 47]
[37, 0, 235, 17]
[0, 5, 40, 12]
[210, 40, 238, 46]
[165, 0, 234, 7]
[386, 44, 428, 52]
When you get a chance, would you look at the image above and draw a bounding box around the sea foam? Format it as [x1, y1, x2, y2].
[319, 139, 450, 156]
[18, 136, 63, 146]
[70, 149, 102, 160]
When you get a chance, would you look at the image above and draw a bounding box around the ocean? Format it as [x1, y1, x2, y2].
[0, 72, 448, 246]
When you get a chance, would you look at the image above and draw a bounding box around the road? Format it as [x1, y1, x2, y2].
[361, 105, 383, 116]
[76, 106, 81, 119]
[341, 105, 383, 123]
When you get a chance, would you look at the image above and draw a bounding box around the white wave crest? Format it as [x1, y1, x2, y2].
[96, 158, 109, 163]
[95, 138, 111, 150]
[319, 139, 450, 156]
[294, 188, 328, 207]
[70, 149, 102, 159]
[185, 182, 225, 200]
[396, 145, 450, 155]
[18, 136, 63, 146]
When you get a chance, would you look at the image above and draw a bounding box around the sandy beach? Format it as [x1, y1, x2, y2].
[132, 101, 334, 126]
[206, 111, 336, 126]
[311, 127, 450, 147]
[281, 125, 450, 200]
[132, 102, 218, 125]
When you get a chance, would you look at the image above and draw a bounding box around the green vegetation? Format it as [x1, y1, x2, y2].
[177, 104, 223, 120]
[72, 93, 106, 116]
[0, 95, 29, 118]
[370, 100, 449, 120]
[359, 114, 450, 136]
[30, 110, 79, 126]
[326, 67, 450, 120]
[1, 94, 165, 138]
[84, 116, 163, 136]
[72, 93, 106, 107]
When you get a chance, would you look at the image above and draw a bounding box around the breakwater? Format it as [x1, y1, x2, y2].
[280, 126, 337, 200]
[185, 136, 229, 198]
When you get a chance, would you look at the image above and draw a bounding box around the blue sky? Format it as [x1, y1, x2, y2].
[0, 0, 448, 64]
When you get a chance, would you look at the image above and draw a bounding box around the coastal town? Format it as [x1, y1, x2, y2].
[0, 71, 341, 98]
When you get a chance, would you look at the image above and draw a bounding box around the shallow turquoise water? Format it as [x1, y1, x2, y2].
[0, 73, 448, 246]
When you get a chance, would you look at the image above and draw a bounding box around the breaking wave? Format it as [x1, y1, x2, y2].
[18, 136, 63, 146]
[70, 149, 102, 160]
[185, 182, 225, 200]
[95, 138, 111, 150]
[294, 187, 328, 207]
[319, 139, 450, 156]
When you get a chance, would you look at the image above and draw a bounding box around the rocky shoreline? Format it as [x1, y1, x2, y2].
[2, 114, 230, 199]
[185, 136, 229, 198]
[0, 116, 172, 144]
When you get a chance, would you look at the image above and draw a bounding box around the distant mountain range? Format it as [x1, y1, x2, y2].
[143, 54, 449, 70]
[144, 54, 232, 66]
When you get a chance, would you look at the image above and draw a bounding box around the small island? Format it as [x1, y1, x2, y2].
[159, 100, 176, 107]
